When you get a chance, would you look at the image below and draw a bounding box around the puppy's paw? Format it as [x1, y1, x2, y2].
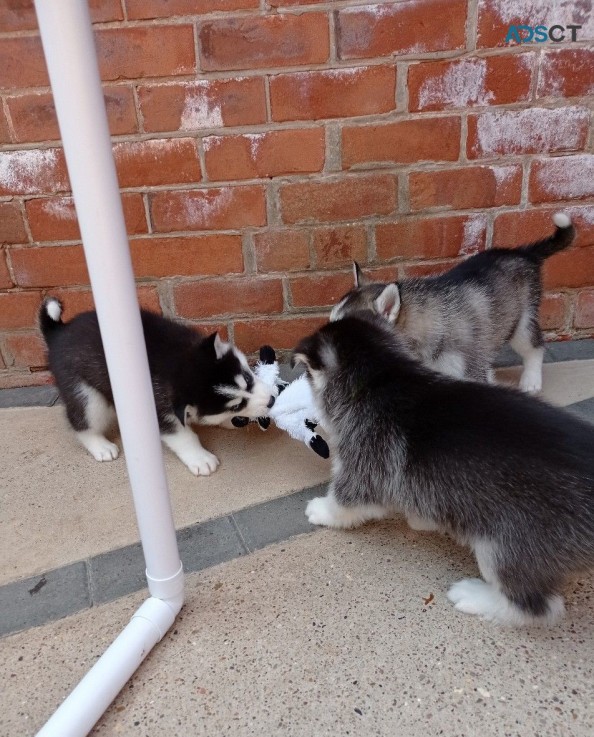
[406, 512, 439, 532]
[88, 438, 119, 462]
[519, 371, 542, 394]
[185, 449, 220, 476]
[306, 496, 342, 527]
[447, 578, 491, 615]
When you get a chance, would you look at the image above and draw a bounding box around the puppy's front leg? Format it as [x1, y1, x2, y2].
[162, 423, 220, 477]
[306, 480, 387, 529]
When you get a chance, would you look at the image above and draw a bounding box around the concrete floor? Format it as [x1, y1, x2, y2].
[1, 358, 594, 736]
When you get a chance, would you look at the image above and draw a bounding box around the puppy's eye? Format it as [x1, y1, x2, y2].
[242, 371, 254, 391]
[229, 403, 242, 412]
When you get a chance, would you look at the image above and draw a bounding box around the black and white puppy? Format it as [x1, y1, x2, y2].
[39, 298, 275, 476]
[294, 313, 594, 626]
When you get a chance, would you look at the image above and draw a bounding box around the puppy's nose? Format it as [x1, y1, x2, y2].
[267, 395, 276, 409]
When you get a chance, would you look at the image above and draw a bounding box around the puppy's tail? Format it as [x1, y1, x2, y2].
[39, 297, 64, 343]
[519, 213, 575, 263]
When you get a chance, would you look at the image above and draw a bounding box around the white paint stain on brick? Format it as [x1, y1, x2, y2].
[535, 154, 594, 200]
[489, 0, 594, 38]
[0, 149, 58, 194]
[182, 188, 233, 226]
[460, 215, 485, 255]
[244, 133, 266, 158]
[43, 197, 73, 219]
[419, 58, 494, 109]
[491, 165, 516, 187]
[475, 106, 587, 156]
[181, 82, 223, 130]
[570, 205, 594, 225]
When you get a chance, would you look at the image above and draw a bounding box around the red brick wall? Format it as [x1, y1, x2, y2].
[1, 0, 593, 388]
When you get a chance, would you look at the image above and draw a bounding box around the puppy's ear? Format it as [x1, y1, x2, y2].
[204, 331, 227, 360]
[374, 283, 401, 324]
[353, 261, 368, 288]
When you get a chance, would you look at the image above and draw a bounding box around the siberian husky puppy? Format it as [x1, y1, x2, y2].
[330, 214, 575, 392]
[39, 298, 275, 475]
[294, 314, 594, 626]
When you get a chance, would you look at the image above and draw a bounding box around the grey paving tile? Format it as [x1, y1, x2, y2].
[231, 483, 327, 552]
[0, 385, 59, 408]
[564, 397, 594, 424]
[177, 515, 247, 573]
[0, 563, 90, 637]
[545, 338, 594, 363]
[88, 543, 146, 605]
[493, 345, 521, 367]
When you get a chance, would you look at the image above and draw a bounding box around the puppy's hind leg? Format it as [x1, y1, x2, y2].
[69, 384, 119, 461]
[511, 311, 545, 394]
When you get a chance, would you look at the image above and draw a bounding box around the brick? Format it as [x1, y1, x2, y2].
[138, 77, 266, 133]
[8, 86, 137, 143]
[409, 165, 522, 211]
[0, 105, 10, 144]
[543, 246, 594, 289]
[403, 259, 459, 278]
[0, 148, 69, 196]
[538, 49, 594, 98]
[408, 54, 533, 112]
[530, 155, 594, 204]
[129, 235, 244, 278]
[337, 0, 466, 60]
[467, 107, 589, 158]
[269, 0, 326, 4]
[0, 251, 12, 288]
[0, 370, 53, 389]
[203, 128, 325, 181]
[150, 186, 266, 232]
[0, 202, 27, 245]
[270, 66, 396, 122]
[96, 26, 195, 81]
[477, 0, 594, 48]
[575, 291, 594, 329]
[2, 332, 46, 368]
[376, 215, 487, 260]
[342, 117, 460, 168]
[234, 316, 326, 353]
[254, 230, 311, 273]
[189, 323, 230, 342]
[290, 272, 353, 308]
[126, 0, 258, 19]
[27, 193, 148, 242]
[0, 291, 42, 329]
[312, 226, 367, 267]
[0, 0, 123, 31]
[51, 286, 161, 318]
[280, 175, 397, 224]
[539, 293, 569, 331]
[174, 277, 283, 318]
[0, 36, 48, 90]
[11, 245, 89, 287]
[493, 208, 594, 250]
[114, 139, 201, 188]
[200, 13, 329, 71]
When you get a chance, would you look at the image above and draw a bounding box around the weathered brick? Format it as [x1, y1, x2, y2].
[493, 207, 594, 250]
[96, 26, 195, 81]
[254, 230, 311, 273]
[539, 48, 594, 99]
[151, 186, 266, 232]
[126, 0, 258, 19]
[270, 66, 396, 122]
[138, 78, 266, 133]
[174, 277, 283, 318]
[342, 117, 460, 169]
[0, 36, 48, 90]
[0, 251, 12, 288]
[51, 286, 161, 318]
[200, 13, 329, 71]
[0, 0, 123, 31]
[337, 0, 466, 60]
[0, 202, 27, 245]
[290, 272, 353, 308]
[575, 291, 594, 329]
[312, 226, 367, 267]
[544, 246, 594, 289]
[530, 155, 594, 204]
[0, 105, 10, 144]
[403, 259, 459, 277]
[234, 316, 326, 353]
[539, 293, 569, 331]
[8, 86, 137, 143]
[376, 215, 487, 260]
[409, 165, 522, 211]
[203, 128, 325, 181]
[0, 370, 53, 390]
[281, 175, 397, 224]
[408, 54, 533, 112]
[467, 107, 590, 158]
[0, 148, 69, 196]
[130, 235, 244, 277]
[2, 332, 47, 368]
[114, 139, 201, 188]
[26, 193, 148, 242]
[0, 291, 42, 329]
[11, 245, 89, 287]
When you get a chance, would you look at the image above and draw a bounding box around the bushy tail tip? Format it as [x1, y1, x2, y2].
[39, 297, 64, 340]
[552, 212, 572, 229]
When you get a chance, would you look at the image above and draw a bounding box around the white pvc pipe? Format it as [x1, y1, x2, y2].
[33, 1, 184, 735]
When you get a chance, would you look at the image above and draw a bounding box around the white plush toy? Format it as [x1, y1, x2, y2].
[231, 346, 329, 458]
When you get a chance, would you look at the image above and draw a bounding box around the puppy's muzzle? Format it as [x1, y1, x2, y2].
[267, 395, 276, 409]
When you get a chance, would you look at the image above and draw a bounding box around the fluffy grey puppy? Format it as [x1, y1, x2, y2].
[330, 213, 575, 392]
[294, 314, 594, 626]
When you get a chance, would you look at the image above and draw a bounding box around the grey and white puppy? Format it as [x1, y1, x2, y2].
[330, 213, 575, 392]
[294, 314, 594, 626]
